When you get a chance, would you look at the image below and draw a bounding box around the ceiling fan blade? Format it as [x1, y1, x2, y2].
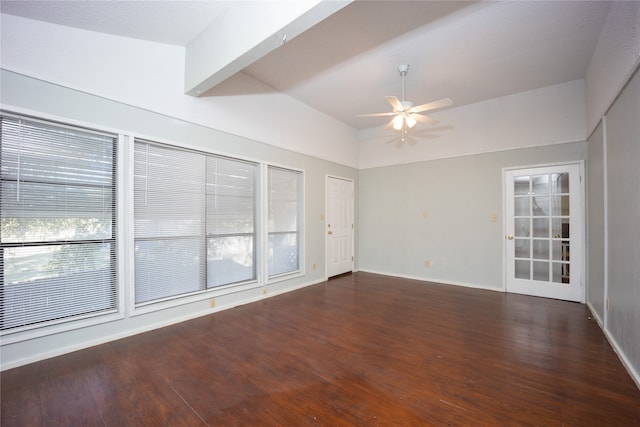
[411, 113, 439, 126]
[408, 98, 453, 113]
[385, 96, 404, 112]
[357, 112, 397, 117]
[385, 117, 397, 130]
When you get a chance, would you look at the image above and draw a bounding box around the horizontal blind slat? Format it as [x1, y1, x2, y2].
[0, 114, 117, 332]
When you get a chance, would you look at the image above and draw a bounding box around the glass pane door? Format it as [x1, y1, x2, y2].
[505, 164, 583, 302]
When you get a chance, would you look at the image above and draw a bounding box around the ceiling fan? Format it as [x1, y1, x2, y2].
[358, 64, 452, 142]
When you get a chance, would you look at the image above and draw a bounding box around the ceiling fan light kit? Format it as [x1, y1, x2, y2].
[358, 64, 452, 142]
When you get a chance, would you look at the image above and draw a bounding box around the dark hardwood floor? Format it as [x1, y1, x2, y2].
[2, 272, 639, 426]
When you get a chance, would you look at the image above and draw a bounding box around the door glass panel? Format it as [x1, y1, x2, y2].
[552, 262, 568, 283]
[514, 176, 530, 195]
[532, 175, 549, 194]
[532, 240, 549, 260]
[515, 238, 530, 258]
[532, 196, 549, 216]
[515, 260, 530, 279]
[533, 261, 549, 281]
[552, 241, 563, 260]
[514, 197, 530, 216]
[551, 173, 569, 193]
[515, 218, 529, 237]
[551, 218, 566, 238]
[532, 218, 548, 237]
[555, 195, 570, 215]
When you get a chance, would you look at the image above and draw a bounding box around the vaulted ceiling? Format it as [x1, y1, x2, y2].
[1, 1, 612, 130]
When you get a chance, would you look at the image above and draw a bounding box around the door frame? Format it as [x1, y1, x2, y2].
[325, 175, 354, 279]
[502, 161, 586, 302]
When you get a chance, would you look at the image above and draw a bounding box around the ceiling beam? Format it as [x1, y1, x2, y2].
[184, 0, 351, 96]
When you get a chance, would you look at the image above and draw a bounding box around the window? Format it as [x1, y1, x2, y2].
[133, 140, 257, 306]
[268, 166, 302, 277]
[134, 141, 206, 304]
[0, 114, 117, 332]
[206, 156, 256, 287]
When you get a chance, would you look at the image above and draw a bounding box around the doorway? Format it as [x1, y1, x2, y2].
[504, 163, 584, 302]
[326, 176, 354, 278]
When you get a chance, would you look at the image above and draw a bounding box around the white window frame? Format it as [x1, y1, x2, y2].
[130, 138, 262, 315]
[0, 107, 309, 339]
[0, 109, 125, 344]
[264, 164, 305, 283]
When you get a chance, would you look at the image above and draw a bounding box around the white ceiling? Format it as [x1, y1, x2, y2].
[0, 0, 612, 130]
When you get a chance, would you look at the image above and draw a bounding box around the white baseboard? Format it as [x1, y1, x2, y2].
[603, 327, 640, 390]
[586, 302, 604, 328]
[586, 303, 640, 390]
[356, 268, 504, 293]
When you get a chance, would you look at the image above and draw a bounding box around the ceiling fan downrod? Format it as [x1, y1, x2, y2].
[399, 64, 409, 103]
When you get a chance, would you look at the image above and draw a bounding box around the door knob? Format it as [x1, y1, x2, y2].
[507, 234, 514, 240]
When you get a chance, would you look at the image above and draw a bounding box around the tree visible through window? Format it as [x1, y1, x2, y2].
[0, 114, 117, 331]
[268, 166, 302, 277]
[133, 140, 257, 306]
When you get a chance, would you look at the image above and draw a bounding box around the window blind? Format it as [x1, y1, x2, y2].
[134, 141, 258, 305]
[133, 141, 206, 304]
[268, 166, 302, 276]
[0, 114, 117, 331]
[206, 156, 257, 287]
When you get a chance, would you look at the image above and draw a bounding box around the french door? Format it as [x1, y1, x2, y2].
[504, 164, 584, 302]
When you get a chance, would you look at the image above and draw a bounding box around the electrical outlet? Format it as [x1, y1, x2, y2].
[424, 260, 432, 267]
[422, 210, 429, 219]
[262, 288, 267, 295]
[209, 298, 216, 308]
[312, 263, 316, 270]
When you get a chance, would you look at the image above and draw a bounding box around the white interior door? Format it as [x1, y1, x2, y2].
[505, 164, 584, 302]
[327, 176, 353, 277]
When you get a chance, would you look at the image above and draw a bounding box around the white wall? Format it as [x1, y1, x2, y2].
[0, 13, 359, 168]
[602, 67, 640, 386]
[587, 121, 606, 321]
[583, 0, 640, 388]
[0, 70, 358, 370]
[358, 80, 586, 169]
[585, 0, 640, 136]
[358, 142, 587, 290]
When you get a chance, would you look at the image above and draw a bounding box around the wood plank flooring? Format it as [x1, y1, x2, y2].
[2, 272, 639, 426]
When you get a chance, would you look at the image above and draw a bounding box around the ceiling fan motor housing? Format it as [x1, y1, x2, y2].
[400, 101, 413, 110]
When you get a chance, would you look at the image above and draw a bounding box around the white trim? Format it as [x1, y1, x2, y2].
[502, 159, 587, 173]
[0, 112, 126, 344]
[116, 134, 128, 319]
[124, 134, 136, 318]
[1, 105, 129, 139]
[358, 139, 587, 170]
[601, 115, 609, 328]
[131, 281, 263, 317]
[603, 324, 640, 390]
[357, 269, 503, 293]
[501, 169, 508, 292]
[0, 276, 326, 372]
[264, 164, 306, 284]
[587, 302, 604, 329]
[0, 312, 124, 346]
